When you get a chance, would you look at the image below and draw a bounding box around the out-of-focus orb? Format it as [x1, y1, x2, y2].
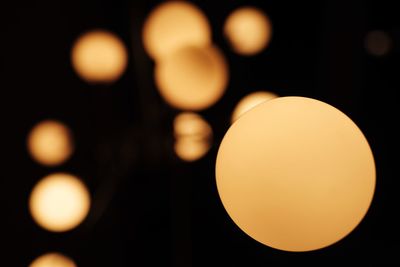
[174, 137, 211, 162]
[143, 1, 211, 60]
[30, 253, 76, 267]
[29, 173, 91, 232]
[155, 45, 228, 110]
[27, 120, 74, 166]
[365, 30, 392, 57]
[224, 7, 272, 55]
[71, 30, 128, 84]
[231, 91, 278, 123]
[216, 97, 375, 252]
[173, 112, 212, 162]
[174, 112, 212, 138]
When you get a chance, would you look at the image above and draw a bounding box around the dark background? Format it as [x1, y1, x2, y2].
[1, 0, 398, 266]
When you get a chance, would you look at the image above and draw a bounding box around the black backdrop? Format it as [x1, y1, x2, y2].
[1, 0, 398, 266]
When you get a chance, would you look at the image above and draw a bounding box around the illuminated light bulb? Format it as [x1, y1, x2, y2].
[231, 91, 278, 123]
[173, 112, 212, 162]
[224, 7, 272, 55]
[216, 97, 375, 252]
[143, 1, 211, 61]
[29, 173, 91, 232]
[365, 30, 392, 57]
[155, 45, 228, 110]
[71, 30, 128, 84]
[30, 253, 76, 267]
[27, 120, 74, 166]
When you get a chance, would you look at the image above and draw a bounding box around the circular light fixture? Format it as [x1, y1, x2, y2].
[216, 96, 375, 252]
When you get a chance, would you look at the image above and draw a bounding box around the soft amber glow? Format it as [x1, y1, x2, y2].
[365, 30, 392, 57]
[173, 112, 212, 162]
[231, 91, 278, 123]
[29, 173, 91, 232]
[71, 30, 128, 83]
[174, 112, 212, 138]
[224, 7, 272, 55]
[143, 1, 211, 60]
[216, 97, 375, 252]
[27, 120, 74, 166]
[30, 253, 76, 267]
[155, 45, 228, 110]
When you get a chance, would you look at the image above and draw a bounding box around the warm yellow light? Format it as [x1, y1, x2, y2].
[29, 173, 91, 232]
[30, 253, 76, 267]
[174, 137, 210, 162]
[27, 120, 74, 166]
[231, 91, 278, 123]
[155, 45, 228, 110]
[71, 30, 128, 84]
[173, 112, 212, 138]
[224, 7, 272, 55]
[173, 112, 212, 162]
[365, 30, 392, 57]
[143, 1, 211, 61]
[216, 97, 375, 252]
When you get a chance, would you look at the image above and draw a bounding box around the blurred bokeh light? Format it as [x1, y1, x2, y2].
[155, 45, 228, 110]
[27, 120, 74, 166]
[231, 91, 278, 123]
[365, 30, 392, 57]
[173, 112, 212, 161]
[29, 173, 91, 232]
[71, 30, 128, 84]
[142, 1, 211, 61]
[224, 7, 272, 55]
[29, 253, 76, 267]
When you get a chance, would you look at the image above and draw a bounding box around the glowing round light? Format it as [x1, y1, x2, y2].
[224, 7, 272, 55]
[29, 173, 91, 232]
[143, 1, 211, 60]
[173, 112, 212, 161]
[71, 30, 128, 84]
[365, 30, 392, 57]
[27, 120, 74, 166]
[155, 45, 228, 110]
[30, 253, 76, 267]
[216, 97, 375, 252]
[174, 112, 212, 138]
[174, 137, 210, 162]
[231, 91, 278, 123]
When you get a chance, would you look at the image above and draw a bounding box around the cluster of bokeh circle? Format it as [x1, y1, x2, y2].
[26, 1, 377, 265]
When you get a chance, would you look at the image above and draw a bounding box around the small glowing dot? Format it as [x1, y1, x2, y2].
[231, 91, 278, 123]
[365, 30, 392, 57]
[143, 1, 211, 61]
[174, 112, 212, 138]
[224, 7, 272, 55]
[173, 112, 212, 162]
[71, 30, 128, 84]
[216, 97, 375, 252]
[29, 253, 77, 267]
[29, 173, 91, 232]
[27, 120, 74, 166]
[155, 45, 229, 111]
